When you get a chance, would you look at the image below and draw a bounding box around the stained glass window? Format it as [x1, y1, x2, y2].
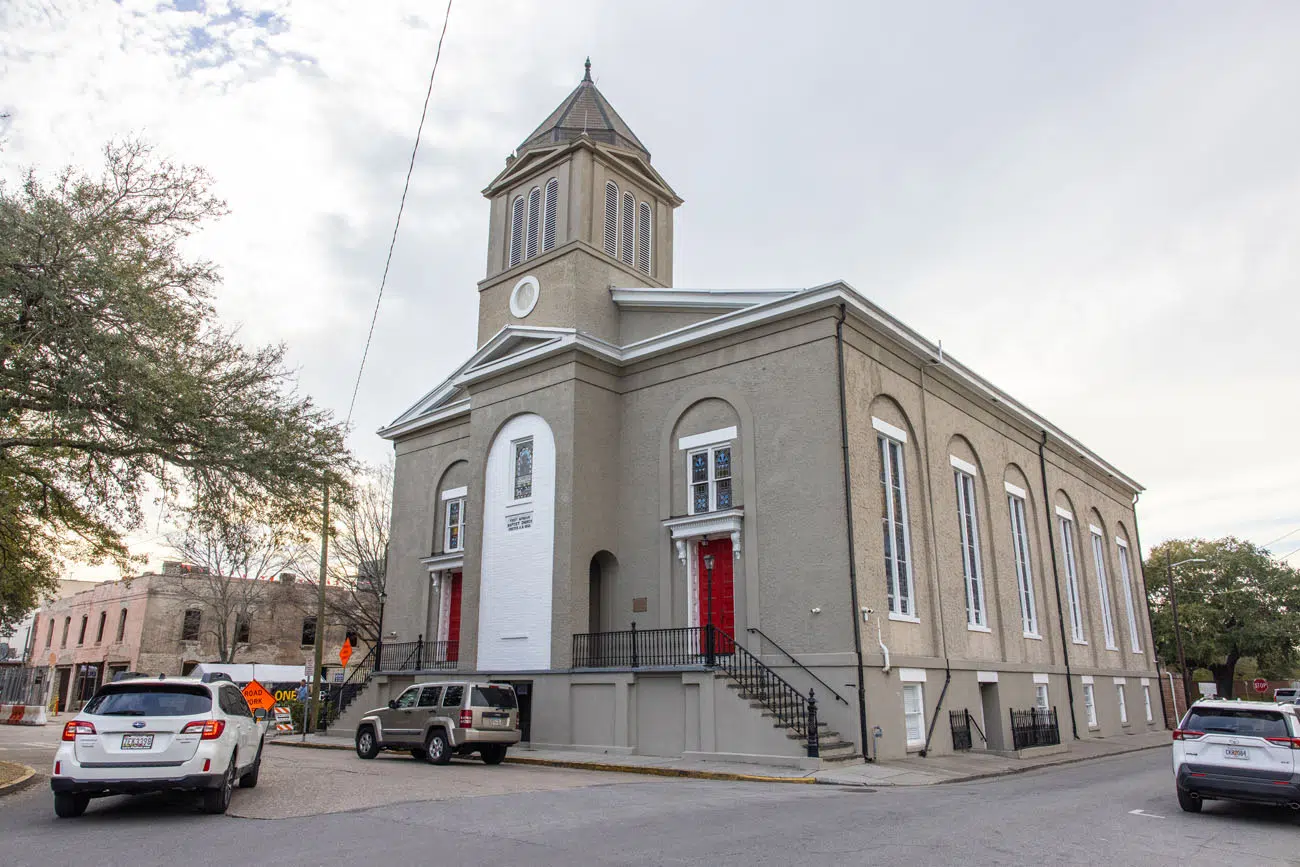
[444, 498, 465, 552]
[513, 438, 534, 500]
[687, 444, 736, 514]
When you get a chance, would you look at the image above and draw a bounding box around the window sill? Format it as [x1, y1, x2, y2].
[1104, 645, 1120, 653]
[1072, 639, 1089, 646]
[506, 498, 533, 509]
[1023, 632, 1043, 641]
[1088, 725, 1100, 731]
[1131, 649, 1144, 655]
[967, 624, 992, 633]
[889, 613, 921, 624]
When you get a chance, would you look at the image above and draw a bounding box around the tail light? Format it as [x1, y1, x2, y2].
[62, 720, 95, 741]
[181, 719, 226, 739]
[459, 709, 473, 729]
[54, 761, 61, 775]
[1266, 737, 1300, 750]
[1172, 729, 1205, 741]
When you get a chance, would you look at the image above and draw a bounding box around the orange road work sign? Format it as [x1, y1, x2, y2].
[242, 679, 276, 712]
[339, 641, 353, 667]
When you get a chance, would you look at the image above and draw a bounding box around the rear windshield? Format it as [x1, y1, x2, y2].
[472, 686, 517, 709]
[83, 684, 212, 717]
[1185, 707, 1292, 738]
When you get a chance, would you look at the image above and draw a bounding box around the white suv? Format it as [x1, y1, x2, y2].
[1172, 699, 1300, 813]
[50, 677, 267, 817]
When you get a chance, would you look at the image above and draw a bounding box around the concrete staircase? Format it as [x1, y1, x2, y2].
[719, 673, 859, 764]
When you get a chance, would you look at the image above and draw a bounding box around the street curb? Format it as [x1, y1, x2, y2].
[817, 740, 1169, 788]
[269, 739, 816, 784]
[929, 741, 1169, 786]
[502, 755, 816, 784]
[0, 764, 39, 798]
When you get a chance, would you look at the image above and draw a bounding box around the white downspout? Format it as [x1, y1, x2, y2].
[876, 616, 891, 675]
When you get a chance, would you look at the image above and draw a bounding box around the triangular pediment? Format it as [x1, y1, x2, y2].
[379, 327, 578, 438]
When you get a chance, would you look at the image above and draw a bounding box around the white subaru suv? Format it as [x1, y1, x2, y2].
[50, 677, 267, 818]
[1172, 699, 1300, 813]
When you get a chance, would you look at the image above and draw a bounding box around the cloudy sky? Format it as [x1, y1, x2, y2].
[3, 0, 1298, 577]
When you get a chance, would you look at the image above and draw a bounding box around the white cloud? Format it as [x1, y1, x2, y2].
[3, 0, 1299, 576]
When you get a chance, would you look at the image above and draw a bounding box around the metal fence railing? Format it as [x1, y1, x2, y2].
[950, 709, 973, 751]
[0, 666, 45, 705]
[1010, 707, 1061, 749]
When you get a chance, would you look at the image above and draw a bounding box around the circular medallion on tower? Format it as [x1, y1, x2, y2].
[509, 275, 540, 318]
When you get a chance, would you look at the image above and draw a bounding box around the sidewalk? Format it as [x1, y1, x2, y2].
[270, 729, 1170, 786]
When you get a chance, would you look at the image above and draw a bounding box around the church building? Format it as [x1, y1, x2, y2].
[367, 61, 1162, 765]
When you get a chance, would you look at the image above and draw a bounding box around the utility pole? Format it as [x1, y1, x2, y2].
[307, 482, 330, 734]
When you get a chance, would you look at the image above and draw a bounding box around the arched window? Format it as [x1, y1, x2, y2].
[620, 192, 634, 265]
[636, 201, 652, 274]
[542, 178, 558, 252]
[604, 181, 618, 256]
[525, 187, 541, 260]
[509, 196, 525, 267]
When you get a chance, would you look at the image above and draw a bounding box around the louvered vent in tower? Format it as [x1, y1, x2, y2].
[509, 196, 525, 267]
[636, 201, 651, 274]
[542, 178, 558, 252]
[604, 181, 618, 256]
[620, 192, 634, 265]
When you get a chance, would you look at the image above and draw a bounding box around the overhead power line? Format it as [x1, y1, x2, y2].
[345, 0, 455, 426]
[1261, 526, 1300, 549]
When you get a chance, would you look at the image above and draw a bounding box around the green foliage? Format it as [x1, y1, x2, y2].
[0, 139, 353, 631]
[1146, 537, 1300, 699]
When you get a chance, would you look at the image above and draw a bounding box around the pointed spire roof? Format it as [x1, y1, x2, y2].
[516, 59, 650, 160]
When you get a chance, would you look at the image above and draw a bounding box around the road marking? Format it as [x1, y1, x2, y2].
[1128, 809, 1165, 819]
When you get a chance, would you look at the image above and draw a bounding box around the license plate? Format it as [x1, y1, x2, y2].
[121, 734, 154, 750]
[1223, 746, 1249, 760]
[487, 717, 507, 727]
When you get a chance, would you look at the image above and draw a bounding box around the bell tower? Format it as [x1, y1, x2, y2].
[477, 60, 683, 346]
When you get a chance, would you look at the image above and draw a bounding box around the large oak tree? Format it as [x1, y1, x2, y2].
[0, 140, 352, 631]
[1146, 537, 1300, 698]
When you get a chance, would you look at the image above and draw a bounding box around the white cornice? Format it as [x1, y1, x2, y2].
[611, 287, 800, 310]
[377, 282, 1143, 492]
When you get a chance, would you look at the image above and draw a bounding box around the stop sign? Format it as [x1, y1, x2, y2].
[1254, 678, 1269, 694]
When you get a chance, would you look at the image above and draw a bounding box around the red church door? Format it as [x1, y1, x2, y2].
[696, 539, 735, 655]
[446, 571, 462, 663]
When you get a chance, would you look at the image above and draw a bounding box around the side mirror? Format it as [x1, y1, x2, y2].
[253, 708, 269, 722]
[388, 699, 398, 710]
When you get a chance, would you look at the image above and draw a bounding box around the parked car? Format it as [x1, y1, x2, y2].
[354, 680, 520, 765]
[50, 677, 267, 818]
[1274, 688, 1298, 704]
[1172, 699, 1300, 813]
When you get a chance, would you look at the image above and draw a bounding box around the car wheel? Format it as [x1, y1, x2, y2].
[1177, 787, 1202, 813]
[425, 730, 452, 765]
[480, 745, 507, 765]
[355, 726, 380, 760]
[239, 739, 264, 788]
[53, 792, 89, 819]
[201, 755, 236, 815]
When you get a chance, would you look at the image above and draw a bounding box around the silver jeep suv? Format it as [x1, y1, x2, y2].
[354, 681, 520, 765]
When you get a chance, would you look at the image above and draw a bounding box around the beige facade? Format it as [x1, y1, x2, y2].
[29, 564, 351, 712]
[371, 64, 1159, 765]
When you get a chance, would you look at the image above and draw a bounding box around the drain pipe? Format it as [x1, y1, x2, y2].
[1129, 491, 1169, 729]
[918, 359, 952, 758]
[835, 304, 873, 761]
[1038, 431, 1079, 740]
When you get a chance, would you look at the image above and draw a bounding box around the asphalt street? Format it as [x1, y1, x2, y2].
[2, 728, 1298, 866]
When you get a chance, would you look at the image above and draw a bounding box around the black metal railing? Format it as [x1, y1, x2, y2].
[950, 709, 973, 751]
[1010, 707, 1060, 749]
[373, 638, 460, 672]
[571, 625, 821, 757]
[572, 625, 714, 668]
[716, 631, 812, 740]
[317, 645, 376, 731]
[747, 627, 850, 706]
